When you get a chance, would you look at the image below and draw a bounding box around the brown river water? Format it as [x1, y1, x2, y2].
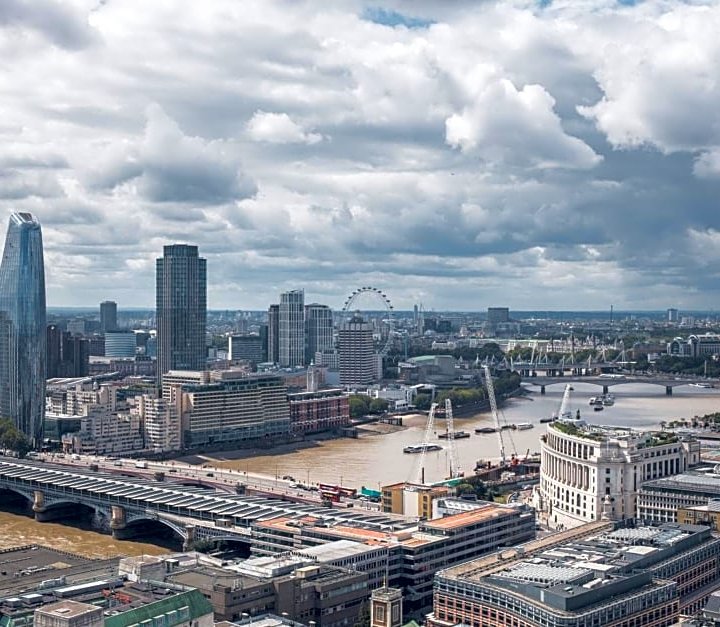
[1, 383, 719, 555]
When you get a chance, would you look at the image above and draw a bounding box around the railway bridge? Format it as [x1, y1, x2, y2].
[522, 374, 715, 396]
[0, 458, 406, 550]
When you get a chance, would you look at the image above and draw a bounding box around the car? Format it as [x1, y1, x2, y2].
[282, 475, 295, 481]
[206, 472, 214, 477]
[168, 468, 178, 473]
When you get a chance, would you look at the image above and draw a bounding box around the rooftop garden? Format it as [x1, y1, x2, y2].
[550, 421, 604, 441]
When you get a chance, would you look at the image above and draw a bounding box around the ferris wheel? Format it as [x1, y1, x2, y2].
[341, 286, 395, 356]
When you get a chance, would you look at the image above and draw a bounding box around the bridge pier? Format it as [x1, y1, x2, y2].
[183, 525, 196, 551]
[666, 386, 673, 396]
[110, 505, 127, 539]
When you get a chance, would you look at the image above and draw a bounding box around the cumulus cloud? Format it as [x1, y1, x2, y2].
[0, 0, 97, 50]
[2, 0, 720, 309]
[85, 105, 257, 204]
[445, 79, 601, 169]
[246, 111, 323, 144]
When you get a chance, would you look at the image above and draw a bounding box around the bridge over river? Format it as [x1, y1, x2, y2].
[0, 458, 411, 550]
[521, 374, 716, 395]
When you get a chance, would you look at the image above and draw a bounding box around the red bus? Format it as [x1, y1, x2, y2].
[319, 483, 357, 498]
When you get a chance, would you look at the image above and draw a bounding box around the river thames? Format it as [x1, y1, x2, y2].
[1, 382, 719, 554]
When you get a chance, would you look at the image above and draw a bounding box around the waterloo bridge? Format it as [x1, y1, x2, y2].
[0, 458, 408, 551]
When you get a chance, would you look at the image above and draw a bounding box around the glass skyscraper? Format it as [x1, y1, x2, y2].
[156, 244, 207, 385]
[0, 212, 46, 445]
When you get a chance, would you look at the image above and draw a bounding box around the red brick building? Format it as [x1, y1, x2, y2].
[288, 389, 349, 434]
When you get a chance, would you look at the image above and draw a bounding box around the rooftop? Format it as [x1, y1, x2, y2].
[423, 503, 516, 531]
[35, 600, 101, 619]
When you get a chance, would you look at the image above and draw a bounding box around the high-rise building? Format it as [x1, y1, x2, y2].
[156, 244, 207, 385]
[487, 307, 510, 324]
[228, 334, 265, 364]
[46, 325, 89, 378]
[305, 303, 333, 364]
[104, 330, 137, 358]
[667, 308, 679, 323]
[0, 212, 46, 444]
[267, 305, 280, 363]
[99, 300, 117, 332]
[338, 315, 377, 386]
[279, 289, 304, 367]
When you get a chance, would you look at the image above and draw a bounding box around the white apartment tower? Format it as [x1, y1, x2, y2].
[339, 314, 378, 386]
[279, 289, 305, 367]
[305, 303, 333, 364]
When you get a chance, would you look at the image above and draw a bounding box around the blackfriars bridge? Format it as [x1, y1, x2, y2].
[0, 458, 410, 550]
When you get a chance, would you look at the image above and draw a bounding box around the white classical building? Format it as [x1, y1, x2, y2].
[537, 418, 700, 529]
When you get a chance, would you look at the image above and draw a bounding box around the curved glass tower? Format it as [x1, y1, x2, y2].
[0, 213, 46, 445]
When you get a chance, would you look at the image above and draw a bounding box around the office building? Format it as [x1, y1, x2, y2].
[637, 469, 720, 522]
[381, 482, 450, 518]
[267, 304, 280, 364]
[538, 418, 700, 529]
[430, 521, 720, 627]
[156, 244, 207, 385]
[47, 325, 89, 378]
[487, 307, 510, 324]
[99, 300, 117, 332]
[228, 334, 266, 364]
[305, 303, 333, 364]
[668, 308, 679, 323]
[167, 557, 368, 627]
[253, 500, 535, 609]
[279, 290, 305, 367]
[103, 330, 136, 358]
[0, 212, 46, 445]
[338, 315, 377, 386]
[164, 371, 291, 448]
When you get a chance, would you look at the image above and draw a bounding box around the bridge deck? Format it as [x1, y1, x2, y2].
[0, 458, 412, 532]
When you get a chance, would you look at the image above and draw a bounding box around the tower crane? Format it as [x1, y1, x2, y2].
[483, 365, 506, 467]
[413, 402, 439, 484]
[445, 398, 462, 479]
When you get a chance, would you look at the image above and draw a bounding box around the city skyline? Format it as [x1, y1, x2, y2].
[3, 1, 720, 311]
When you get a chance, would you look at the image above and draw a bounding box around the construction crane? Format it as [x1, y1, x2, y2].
[483, 365, 506, 467]
[445, 398, 461, 479]
[557, 384, 574, 420]
[413, 402, 439, 484]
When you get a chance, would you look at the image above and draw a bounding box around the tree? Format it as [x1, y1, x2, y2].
[0, 418, 31, 458]
[348, 395, 371, 418]
[369, 398, 389, 414]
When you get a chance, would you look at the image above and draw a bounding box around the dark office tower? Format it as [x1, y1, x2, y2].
[156, 244, 207, 385]
[267, 304, 279, 364]
[279, 289, 305, 367]
[46, 324, 63, 379]
[259, 324, 269, 362]
[0, 212, 46, 445]
[100, 300, 117, 332]
[305, 303, 333, 364]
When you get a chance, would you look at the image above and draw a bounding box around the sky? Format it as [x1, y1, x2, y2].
[2, 0, 720, 311]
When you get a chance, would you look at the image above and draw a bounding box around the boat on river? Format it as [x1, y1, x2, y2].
[403, 443, 443, 454]
[515, 422, 534, 430]
[439, 430, 471, 439]
[475, 426, 496, 434]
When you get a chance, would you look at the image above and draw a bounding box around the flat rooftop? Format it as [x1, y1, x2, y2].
[423, 503, 516, 530]
[0, 546, 91, 584]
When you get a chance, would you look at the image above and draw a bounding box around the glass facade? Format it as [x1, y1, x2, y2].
[0, 212, 46, 445]
[156, 244, 207, 385]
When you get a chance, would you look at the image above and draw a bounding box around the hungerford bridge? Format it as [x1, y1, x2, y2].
[490, 355, 716, 396]
[0, 458, 411, 550]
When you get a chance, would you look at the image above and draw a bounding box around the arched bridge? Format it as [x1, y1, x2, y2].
[522, 374, 716, 396]
[0, 458, 409, 550]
